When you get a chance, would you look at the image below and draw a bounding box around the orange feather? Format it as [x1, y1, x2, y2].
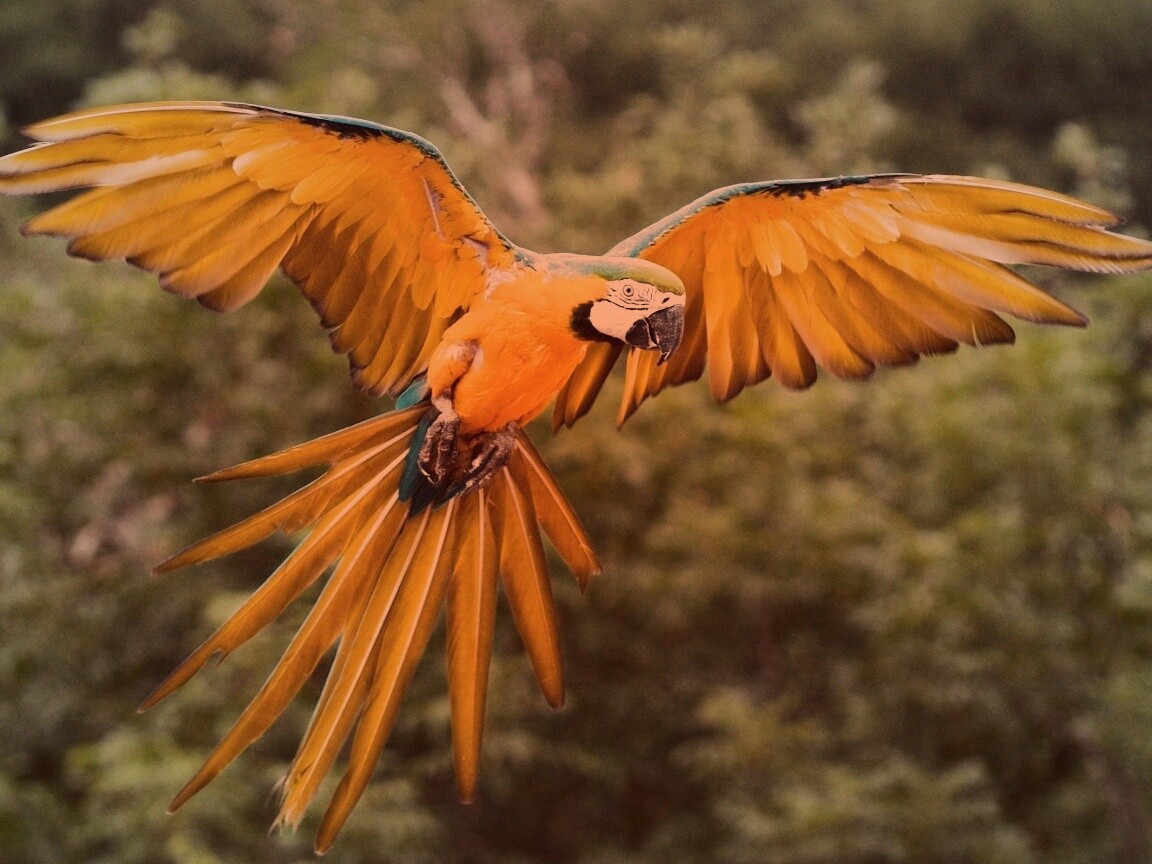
[446, 489, 500, 801]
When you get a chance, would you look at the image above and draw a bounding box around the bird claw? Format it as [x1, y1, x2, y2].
[418, 398, 515, 497]
[418, 404, 460, 486]
[460, 422, 517, 493]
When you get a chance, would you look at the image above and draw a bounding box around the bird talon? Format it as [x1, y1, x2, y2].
[418, 404, 460, 485]
[461, 422, 517, 492]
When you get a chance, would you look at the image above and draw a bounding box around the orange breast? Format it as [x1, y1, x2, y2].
[427, 272, 600, 434]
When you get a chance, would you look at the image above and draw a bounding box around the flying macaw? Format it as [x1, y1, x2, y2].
[3, 101, 1151, 851]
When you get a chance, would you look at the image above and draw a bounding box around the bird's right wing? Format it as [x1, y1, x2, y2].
[0, 101, 525, 396]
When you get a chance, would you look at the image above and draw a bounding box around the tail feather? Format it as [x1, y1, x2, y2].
[490, 472, 565, 709]
[149, 404, 599, 849]
[510, 435, 602, 588]
[164, 490, 410, 812]
[277, 502, 438, 825]
[315, 501, 459, 853]
[198, 405, 424, 482]
[445, 489, 499, 802]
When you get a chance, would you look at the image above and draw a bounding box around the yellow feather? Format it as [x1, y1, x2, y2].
[616, 292, 707, 425]
[772, 268, 873, 379]
[897, 207, 1152, 269]
[0, 132, 222, 174]
[194, 222, 301, 311]
[198, 407, 423, 482]
[900, 175, 1122, 226]
[619, 349, 651, 426]
[746, 268, 817, 388]
[895, 213, 1144, 273]
[162, 205, 304, 300]
[23, 167, 240, 237]
[812, 256, 955, 358]
[751, 219, 783, 275]
[276, 594, 377, 828]
[853, 248, 1015, 347]
[140, 489, 367, 712]
[393, 321, 453, 392]
[491, 471, 564, 708]
[719, 257, 769, 401]
[22, 101, 248, 142]
[283, 216, 354, 323]
[630, 332, 662, 403]
[804, 205, 868, 258]
[325, 255, 377, 353]
[315, 501, 457, 854]
[289, 157, 362, 205]
[232, 133, 346, 192]
[838, 196, 902, 244]
[336, 245, 402, 359]
[277, 509, 432, 826]
[156, 427, 411, 573]
[166, 488, 409, 812]
[928, 251, 1087, 326]
[805, 259, 916, 367]
[374, 300, 443, 392]
[509, 435, 602, 587]
[4, 150, 218, 194]
[152, 495, 296, 576]
[66, 182, 266, 265]
[445, 491, 499, 801]
[552, 342, 621, 430]
[764, 218, 809, 273]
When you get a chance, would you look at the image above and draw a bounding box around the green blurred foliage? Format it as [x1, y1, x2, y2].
[2, 0, 1151, 861]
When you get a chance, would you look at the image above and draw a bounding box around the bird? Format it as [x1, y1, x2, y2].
[2, 100, 1151, 852]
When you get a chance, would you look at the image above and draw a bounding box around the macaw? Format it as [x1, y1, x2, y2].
[3, 101, 1151, 851]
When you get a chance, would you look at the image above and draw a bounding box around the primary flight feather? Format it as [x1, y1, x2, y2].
[3, 100, 1151, 852]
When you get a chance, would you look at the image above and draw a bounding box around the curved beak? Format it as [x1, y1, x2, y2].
[624, 303, 684, 365]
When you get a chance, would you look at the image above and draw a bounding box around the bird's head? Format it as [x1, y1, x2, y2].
[562, 255, 686, 364]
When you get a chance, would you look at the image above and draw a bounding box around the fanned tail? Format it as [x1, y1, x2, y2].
[144, 404, 600, 853]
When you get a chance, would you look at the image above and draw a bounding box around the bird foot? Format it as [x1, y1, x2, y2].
[459, 422, 518, 494]
[418, 400, 460, 486]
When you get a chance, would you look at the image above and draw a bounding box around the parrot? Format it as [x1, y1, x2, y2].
[2, 100, 1151, 852]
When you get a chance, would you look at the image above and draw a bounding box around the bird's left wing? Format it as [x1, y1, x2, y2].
[0, 101, 522, 396]
[553, 174, 1152, 428]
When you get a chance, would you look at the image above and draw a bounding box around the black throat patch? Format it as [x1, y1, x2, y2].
[570, 301, 619, 344]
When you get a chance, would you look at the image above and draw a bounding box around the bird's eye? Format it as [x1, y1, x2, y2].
[622, 284, 635, 297]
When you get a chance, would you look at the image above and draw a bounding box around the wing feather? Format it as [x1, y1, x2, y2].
[552, 342, 621, 431]
[195, 221, 301, 311]
[162, 205, 305, 303]
[555, 174, 1152, 424]
[1, 101, 523, 396]
[23, 167, 240, 236]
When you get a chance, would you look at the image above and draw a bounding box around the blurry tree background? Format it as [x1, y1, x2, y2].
[2, 1, 1152, 862]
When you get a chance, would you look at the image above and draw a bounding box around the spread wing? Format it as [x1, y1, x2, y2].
[554, 174, 1152, 429]
[0, 101, 523, 397]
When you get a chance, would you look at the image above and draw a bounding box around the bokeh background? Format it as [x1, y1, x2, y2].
[3, 1, 1152, 862]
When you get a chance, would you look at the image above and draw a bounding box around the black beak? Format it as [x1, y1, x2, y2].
[624, 304, 684, 365]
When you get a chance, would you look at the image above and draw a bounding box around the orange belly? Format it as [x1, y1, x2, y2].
[453, 334, 587, 432]
[426, 275, 596, 434]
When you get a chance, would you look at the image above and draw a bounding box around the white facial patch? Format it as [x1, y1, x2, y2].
[588, 298, 647, 340]
[588, 280, 685, 340]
